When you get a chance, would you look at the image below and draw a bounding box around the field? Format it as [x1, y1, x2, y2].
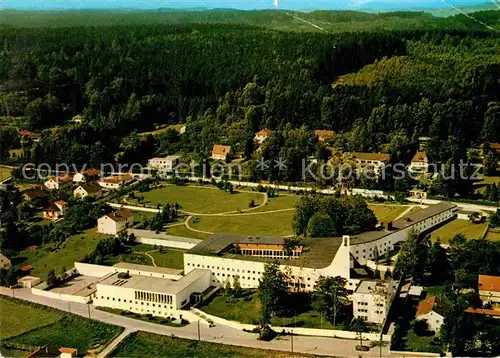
[0, 297, 122, 355]
[484, 228, 500, 241]
[368, 204, 411, 223]
[103, 243, 186, 269]
[0, 297, 61, 339]
[138, 124, 185, 137]
[474, 175, 500, 194]
[166, 222, 212, 240]
[13, 228, 111, 279]
[0, 166, 12, 181]
[134, 185, 265, 214]
[112, 331, 311, 358]
[430, 219, 487, 243]
[199, 290, 350, 330]
[251, 194, 298, 212]
[189, 211, 295, 237]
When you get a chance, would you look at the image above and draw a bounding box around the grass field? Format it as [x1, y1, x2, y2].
[166, 223, 212, 240]
[199, 291, 349, 330]
[0, 166, 12, 181]
[0, 297, 61, 339]
[474, 175, 500, 194]
[190, 211, 295, 236]
[113, 331, 311, 358]
[368, 204, 410, 223]
[484, 228, 500, 241]
[138, 124, 184, 137]
[430, 219, 487, 243]
[103, 243, 186, 269]
[0, 297, 122, 355]
[13, 228, 111, 279]
[404, 331, 439, 353]
[134, 185, 265, 214]
[251, 194, 298, 212]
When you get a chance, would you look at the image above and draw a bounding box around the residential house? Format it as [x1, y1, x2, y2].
[415, 295, 444, 333]
[0, 253, 11, 270]
[211, 145, 232, 161]
[409, 151, 430, 174]
[98, 174, 133, 190]
[22, 186, 48, 206]
[18, 129, 40, 142]
[98, 210, 134, 235]
[17, 275, 42, 288]
[345, 152, 390, 174]
[148, 155, 181, 172]
[73, 182, 103, 199]
[254, 128, 273, 144]
[73, 169, 101, 184]
[179, 125, 186, 134]
[478, 274, 500, 306]
[25, 346, 77, 358]
[44, 175, 73, 191]
[314, 129, 335, 142]
[43, 200, 67, 221]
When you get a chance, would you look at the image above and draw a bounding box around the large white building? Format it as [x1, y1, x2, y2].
[148, 155, 181, 172]
[183, 202, 457, 324]
[352, 280, 394, 324]
[93, 268, 211, 319]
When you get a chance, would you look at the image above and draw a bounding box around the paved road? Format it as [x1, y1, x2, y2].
[1, 288, 389, 357]
[407, 197, 498, 213]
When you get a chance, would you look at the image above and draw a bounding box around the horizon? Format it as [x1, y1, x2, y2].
[0, 0, 493, 11]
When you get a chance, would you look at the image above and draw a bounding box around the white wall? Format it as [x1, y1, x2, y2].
[75, 262, 182, 280]
[32, 287, 91, 304]
[417, 312, 444, 333]
[135, 237, 198, 250]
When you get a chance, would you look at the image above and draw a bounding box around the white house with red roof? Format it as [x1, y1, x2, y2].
[254, 128, 273, 144]
[43, 200, 67, 220]
[211, 145, 232, 161]
[415, 295, 444, 333]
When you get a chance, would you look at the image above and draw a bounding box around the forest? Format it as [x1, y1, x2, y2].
[0, 10, 499, 185]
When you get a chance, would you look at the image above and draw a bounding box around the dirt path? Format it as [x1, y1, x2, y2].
[133, 250, 158, 267]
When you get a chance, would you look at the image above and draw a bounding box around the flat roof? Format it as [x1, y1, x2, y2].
[188, 233, 341, 269]
[351, 202, 457, 245]
[98, 268, 209, 295]
[355, 280, 390, 294]
[113, 262, 183, 276]
[127, 229, 201, 245]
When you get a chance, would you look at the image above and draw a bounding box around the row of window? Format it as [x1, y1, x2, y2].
[134, 290, 173, 304]
[96, 296, 174, 309]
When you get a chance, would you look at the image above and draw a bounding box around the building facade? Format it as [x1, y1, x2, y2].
[97, 210, 134, 235]
[352, 281, 392, 324]
[148, 155, 181, 172]
[93, 269, 211, 319]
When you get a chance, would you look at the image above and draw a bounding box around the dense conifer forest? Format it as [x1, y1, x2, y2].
[0, 9, 499, 180]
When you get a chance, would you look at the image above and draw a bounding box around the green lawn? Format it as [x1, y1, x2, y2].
[113, 331, 311, 358]
[0, 297, 122, 355]
[251, 194, 298, 212]
[0, 166, 12, 181]
[430, 219, 487, 243]
[199, 291, 348, 330]
[0, 297, 61, 339]
[485, 229, 500, 241]
[133, 185, 265, 214]
[13, 228, 111, 279]
[368, 204, 410, 223]
[102, 244, 186, 269]
[190, 211, 295, 236]
[474, 175, 500, 194]
[8, 315, 121, 354]
[166, 223, 212, 240]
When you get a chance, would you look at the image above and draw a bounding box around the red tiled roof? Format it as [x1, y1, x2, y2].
[106, 210, 133, 222]
[18, 129, 39, 137]
[411, 151, 428, 163]
[416, 295, 436, 317]
[83, 169, 101, 176]
[465, 307, 500, 317]
[212, 145, 231, 156]
[489, 143, 500, 150]
[20, 264, 33, 272]
[479, 274, 500, 292]
[256, 128, 272, 136]
[101, 174, 132, 184]
[350, 152, 390, 162]
[58, 347, 78, 355]
[55, 200, 67, 207]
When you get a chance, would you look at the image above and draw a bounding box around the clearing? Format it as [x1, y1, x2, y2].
[199, 290, 352, 330]
[189, 211, 295, 237]
[0, 297, 122, 355]
[102, 243, 185, 269]
[132, 185, 265, 214]
[13, 228, 111, 279]
[0, 166, 12, 181]
[368, 204, 411, 223]
[430, 219, 487, 243]
[112, 331, 311, 357]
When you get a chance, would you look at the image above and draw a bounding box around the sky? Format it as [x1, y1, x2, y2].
[0, 0, 490, 10]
